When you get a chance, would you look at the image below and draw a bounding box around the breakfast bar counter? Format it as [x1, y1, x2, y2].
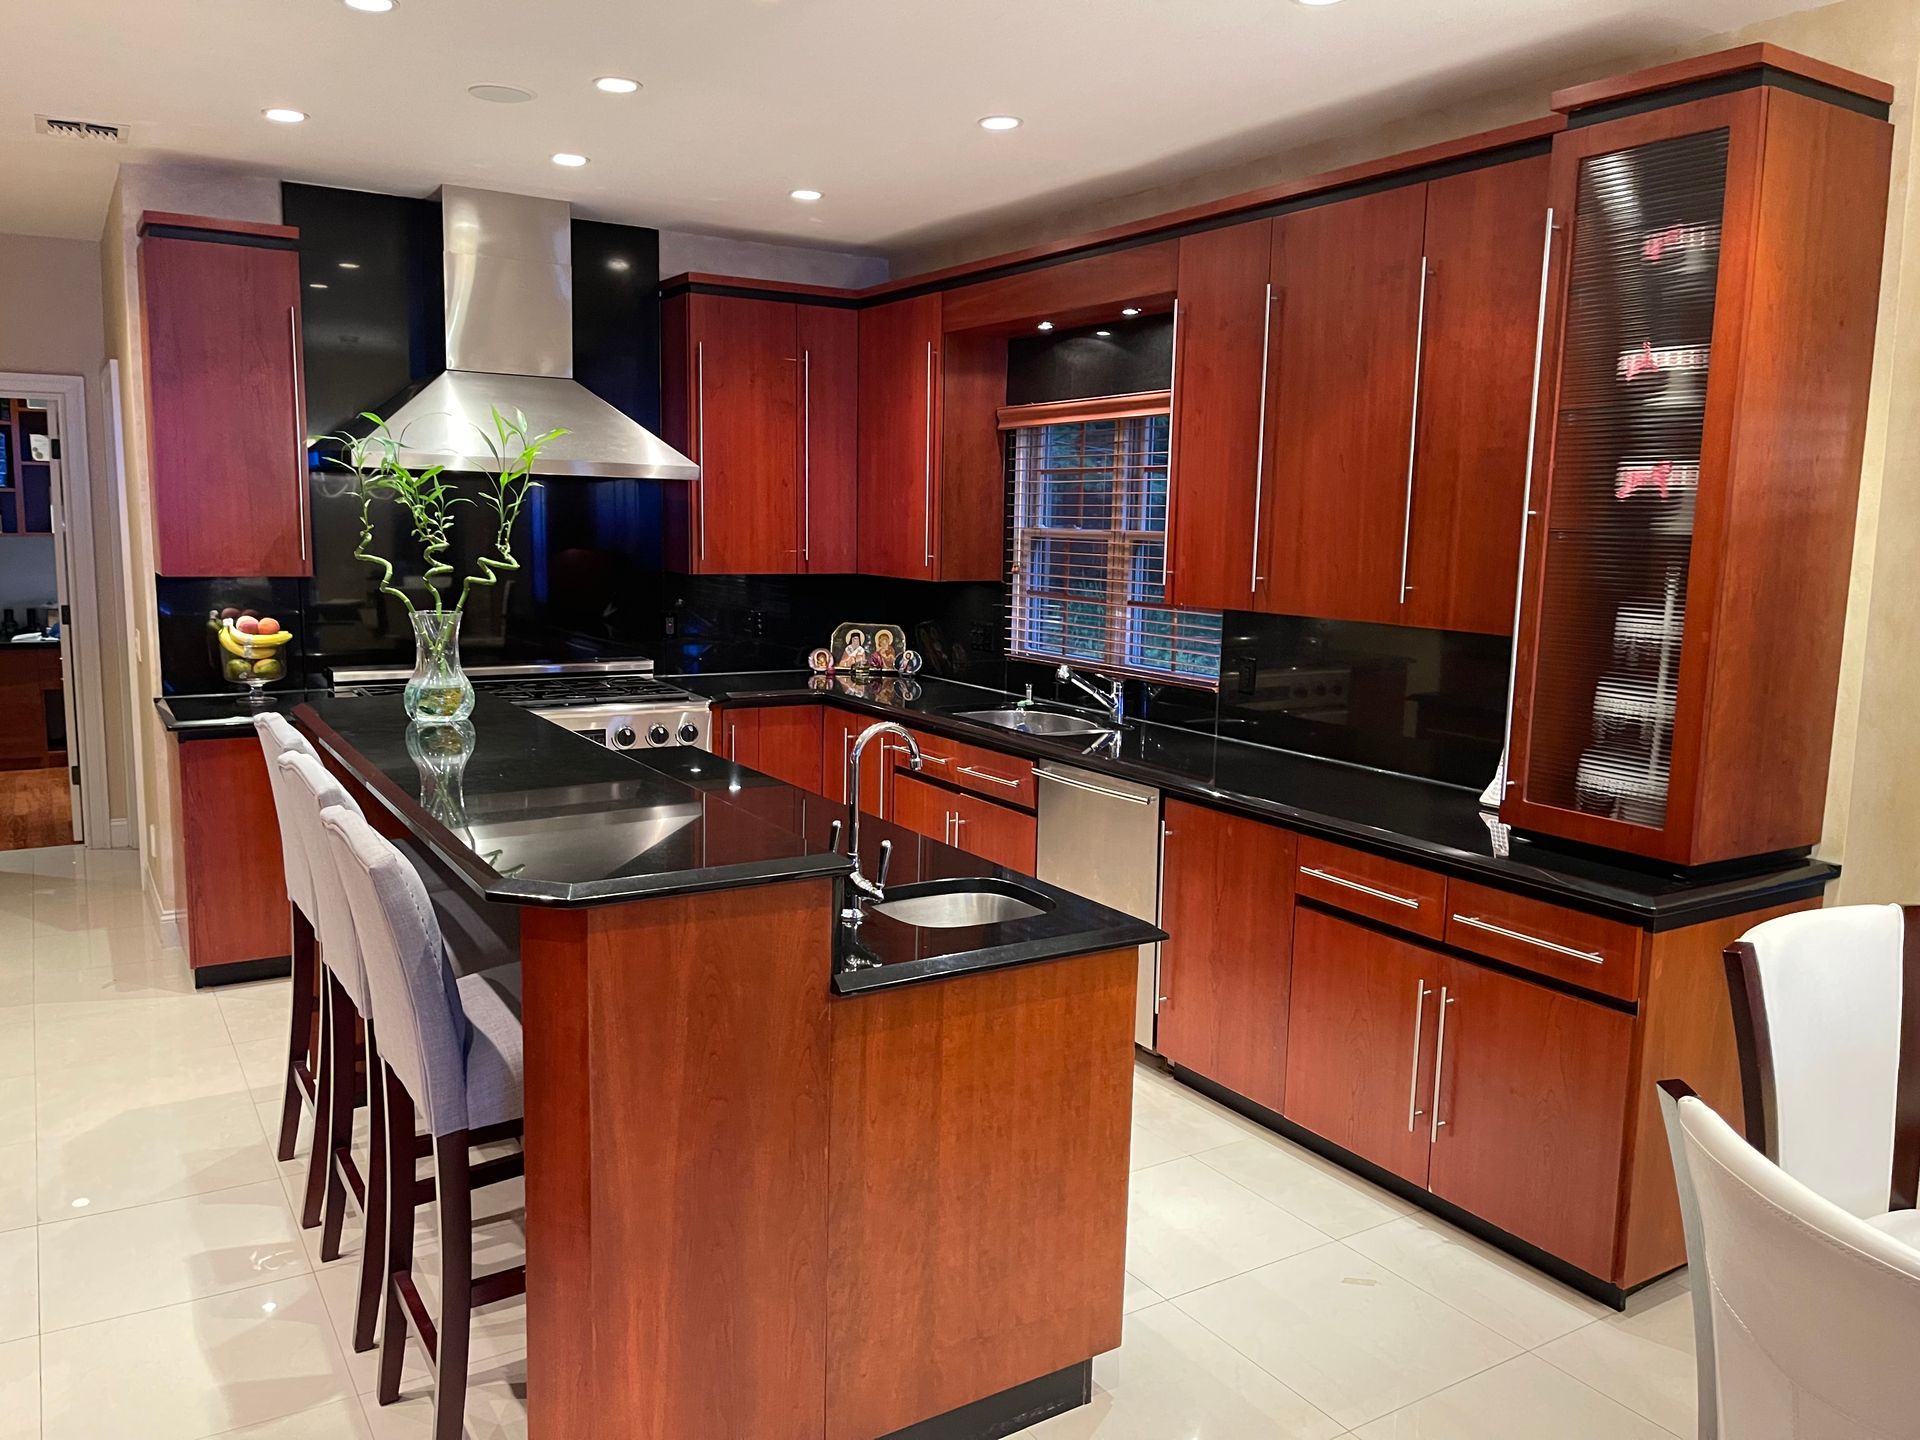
[292, 694, 1160, 1440]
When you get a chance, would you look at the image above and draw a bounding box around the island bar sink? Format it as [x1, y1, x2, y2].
[869, 877, 1052, 927]
[955, 707, 1117, 738]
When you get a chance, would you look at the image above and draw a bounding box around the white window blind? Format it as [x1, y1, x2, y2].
[1004, 403, 1222, 689]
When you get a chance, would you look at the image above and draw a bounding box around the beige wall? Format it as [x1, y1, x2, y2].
[100, 164, 284, 920]
[0, 231, 130, 830]
[894, 0, 1920, 903]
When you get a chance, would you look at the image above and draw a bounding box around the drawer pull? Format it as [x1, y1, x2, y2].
[957, 764, 1022, 790]
[1299, 866, 1421, 910]
[1451, 914, 1606, 965]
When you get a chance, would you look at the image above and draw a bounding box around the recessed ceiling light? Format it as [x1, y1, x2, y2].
[1121, 307, 1141, 317]
[344, 0, 395, 10]
[308, 282, 329, 290]
[979, 115, 1022, 132]
[595, 76, 640, 94]
[468, 83, 534, 104]
[262, 108, 307, 124]
[337, 261, 360, 270]
[1036, 320, 1055, 332]
[1095, 330, 1113, 337]
[551, 152, 589, 168]
[70, 1198, 89, 1209]
[790, 189, 823, 203]
[1293, 0, 1345, 6]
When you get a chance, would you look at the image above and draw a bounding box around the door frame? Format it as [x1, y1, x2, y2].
[0, 370, 111, 848]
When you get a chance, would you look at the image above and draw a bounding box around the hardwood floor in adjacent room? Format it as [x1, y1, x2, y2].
[0, 767, 72, 851]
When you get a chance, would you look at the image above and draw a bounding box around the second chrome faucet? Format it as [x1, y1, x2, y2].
[842, 720, 923, 922]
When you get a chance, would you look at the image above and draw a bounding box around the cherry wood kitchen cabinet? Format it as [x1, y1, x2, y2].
[1155, 797, 1296, 1114]
[857, 295, 942, 580]
[140, 213, 310, 578]
[890, 772, 1037, 873]
[821, 706, 886, 816]
[719, 704, 824, 792]
[797, 306, 860, 572]
[1164, 221, 1274, 611]
[176, 735, 292, 977]
[1424, 955, 1634, 1277]
[1504, 76, 1893, 865]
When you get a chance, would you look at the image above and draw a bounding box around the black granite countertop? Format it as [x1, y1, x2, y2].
[672, 669, 1838, 930]
[157, 689, 334, 737]
[293, 693, 1162, 995]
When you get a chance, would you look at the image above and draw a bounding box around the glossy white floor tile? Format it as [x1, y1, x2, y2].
[0, 844, 1698, 1440]
[1174, 1244, 1521, 1430]
[36, 1179, 309, 1332]
[1125, 1155, 1329, 1298]
[1025, 1303, 1342, 1440]
[1352, 1352, 1677, 1439]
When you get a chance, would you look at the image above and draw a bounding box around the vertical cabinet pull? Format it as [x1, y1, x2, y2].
[696, 340, 708, 562]
[1250, 284, 1275, 593]
[1397, 257, 1429, 605]
[1165, 299, 1182, 592]
[288, 307, 308, 562]
[1501, 208, 1560, 794]
[1406, 980, 1431, 1131]
[801, 349, 812, 564]
[1429, 987, 1455, 1141]
[727, 722, 737, 759]
[1155, 823, 1172, 1009]
[922, 340, 935, 573]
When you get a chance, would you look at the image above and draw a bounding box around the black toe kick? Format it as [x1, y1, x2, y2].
[878, 1362, 1093, 1440]
[191, 955, 292, 989]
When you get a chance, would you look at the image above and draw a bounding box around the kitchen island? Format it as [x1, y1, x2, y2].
[293, 693, 1161, 1440]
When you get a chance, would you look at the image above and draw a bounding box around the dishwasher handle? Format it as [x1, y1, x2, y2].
[1035, 766, 1156, 805]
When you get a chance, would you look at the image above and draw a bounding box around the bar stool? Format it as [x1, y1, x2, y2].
[320, 802, 526, 1440]
[253, 713, 323, 1167]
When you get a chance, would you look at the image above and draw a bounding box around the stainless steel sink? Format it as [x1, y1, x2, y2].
[955, 707, 1116, 738]
[869, 880, 1052, 928]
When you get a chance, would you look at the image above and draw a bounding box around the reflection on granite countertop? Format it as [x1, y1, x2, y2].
[155, 687, 335, 736]
[291, 692, 1162, 992]
[669, 669, 1838, 929]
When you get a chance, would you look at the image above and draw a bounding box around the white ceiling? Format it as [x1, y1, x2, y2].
[1, 0, 1827, 260]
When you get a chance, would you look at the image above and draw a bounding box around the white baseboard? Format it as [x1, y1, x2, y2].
[144, 864, 186, 951]
[108, 817, 132, 850]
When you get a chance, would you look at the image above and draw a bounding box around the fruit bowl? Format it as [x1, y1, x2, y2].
[211, 610, 293, 703]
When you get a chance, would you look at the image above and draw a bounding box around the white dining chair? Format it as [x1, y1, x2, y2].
[1660, 1079, 1920, 1439]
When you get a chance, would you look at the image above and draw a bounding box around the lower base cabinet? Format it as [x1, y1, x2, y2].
[175, 736, 291, 974]
[719, 704, 824, 792]
[1286, 907, 1632, 1276]
[1155, 798, 1296, 1114]
[891, 772, 1036, 873]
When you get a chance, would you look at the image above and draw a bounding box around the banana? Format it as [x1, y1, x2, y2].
[218, 624, 294, 658]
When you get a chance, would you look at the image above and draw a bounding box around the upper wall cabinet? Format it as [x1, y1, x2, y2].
[1503, 83, 1893, 865]
[1166, 153, 1550, 630]
[854, 295, 1005, 583]
[661, 292, 858, 574]
[140, 213, 311, 578]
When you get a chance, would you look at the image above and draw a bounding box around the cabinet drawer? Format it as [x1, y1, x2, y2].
[1444, 881, 1644, 1001]
[1296, 837, 1447, 939]
[905, 729, 1036, 809]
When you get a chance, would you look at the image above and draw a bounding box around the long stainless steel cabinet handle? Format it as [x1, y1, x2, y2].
[1297, 865, 1420, 910]
[1450, 913, 1606, 964]
[1155, 821, 1172, 1010]
[1250, 283, 1275, 593]
[1407, 980, 1431, 1130]
[1397, 257, 1429, 605]
[1036, 768, 1152, 805]
[288, 307, 308, 563]
[1164, 298, 1182, 591]
[801, 349, 811, 563]
[696, 340, 708, 561]
[1500, 208, 1559, 794]
[1429, 987, 1454, 1141]
[957, 765, 1022, 791]
[923, 340, 935, 572]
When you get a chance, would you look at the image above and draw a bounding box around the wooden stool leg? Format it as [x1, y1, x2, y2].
[352, 1020, 390, 1354]
[431, 1131, 474, 1440]
[318, 975, 360, 1264]
[274, 910, 317, 1163]
[377, 1068, 416, 1408]
[299, 976, 335, 1231]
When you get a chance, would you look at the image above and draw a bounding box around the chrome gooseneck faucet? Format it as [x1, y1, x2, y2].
[843, 720, 922, 921]
[1057, 664, 1124, 726]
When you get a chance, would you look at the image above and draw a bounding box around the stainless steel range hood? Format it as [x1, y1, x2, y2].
[380, 186, 697, 480]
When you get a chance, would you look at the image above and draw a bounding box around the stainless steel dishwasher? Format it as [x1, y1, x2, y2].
[1034, 764, 1163, 1048]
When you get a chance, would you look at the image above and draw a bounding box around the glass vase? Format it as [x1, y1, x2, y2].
[406, 719, 475, 836]
[404, 610, 474, 723]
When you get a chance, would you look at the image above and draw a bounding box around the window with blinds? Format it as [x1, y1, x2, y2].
[1003, 398, 1222, 688]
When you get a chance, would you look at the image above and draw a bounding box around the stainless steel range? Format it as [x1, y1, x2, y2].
[332, 660, 711, 751]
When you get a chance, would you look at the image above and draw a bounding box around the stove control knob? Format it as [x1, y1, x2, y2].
[613, 726, 637, 749]
[679, 722, 701, 744]
[647, 724, 671, 747]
